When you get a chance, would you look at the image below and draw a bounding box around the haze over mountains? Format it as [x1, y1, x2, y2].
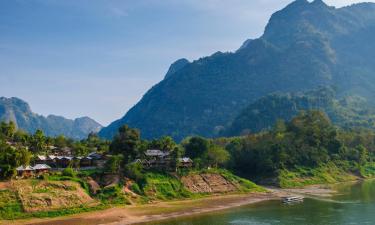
[99, 0, 375, 141]
[0, 97, 102, 139]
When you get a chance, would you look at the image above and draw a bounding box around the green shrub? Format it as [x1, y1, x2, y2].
[142, 173, 192, 200]
[130, 183, 142, 195]
[62, 168, 76, 177]
[97, 186, 130, 205]
[124, 162, 144, 183]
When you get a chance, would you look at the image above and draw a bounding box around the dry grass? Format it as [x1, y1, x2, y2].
[13, 180, 97, 213]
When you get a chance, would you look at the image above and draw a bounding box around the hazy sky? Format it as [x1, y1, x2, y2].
[0, 0, 372, 125]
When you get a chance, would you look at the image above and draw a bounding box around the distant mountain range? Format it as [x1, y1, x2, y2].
[0, 97, 102, 139]
[99, 0, 375, 141]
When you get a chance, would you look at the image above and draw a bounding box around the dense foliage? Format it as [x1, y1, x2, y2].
[225, 87, 375, 136]
[0, 121, 110, 179]
[224, 111, 375, 183]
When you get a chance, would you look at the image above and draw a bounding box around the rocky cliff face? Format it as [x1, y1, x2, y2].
[100, 0, 375, 141]
[181, 173, 237, 193]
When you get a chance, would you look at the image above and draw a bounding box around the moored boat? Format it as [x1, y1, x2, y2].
[282, 196, 304, 204]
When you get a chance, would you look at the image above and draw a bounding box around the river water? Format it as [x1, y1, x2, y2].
[145, 179, 375, 225]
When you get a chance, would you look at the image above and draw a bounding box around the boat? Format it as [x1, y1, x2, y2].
[282, 196, 304, 204]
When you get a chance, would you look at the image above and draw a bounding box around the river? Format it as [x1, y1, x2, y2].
[144, 179, 375, 225]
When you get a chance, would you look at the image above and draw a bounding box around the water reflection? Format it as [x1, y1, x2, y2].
[144, 180, 375, 225]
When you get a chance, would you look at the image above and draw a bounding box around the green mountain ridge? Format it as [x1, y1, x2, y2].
[225, 87, 375, 136]
[99, 0, 375, 141]
[0, 97, 102, 139]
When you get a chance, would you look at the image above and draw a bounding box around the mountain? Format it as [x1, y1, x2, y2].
[0, 97, 102, 139]
[100, 0, 375, 141]
[225, 87, 375, 136]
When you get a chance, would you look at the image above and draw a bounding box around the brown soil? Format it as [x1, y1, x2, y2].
[181, 173, 237, 193]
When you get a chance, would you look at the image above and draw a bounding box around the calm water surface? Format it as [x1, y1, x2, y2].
[145, 179, 375, 225]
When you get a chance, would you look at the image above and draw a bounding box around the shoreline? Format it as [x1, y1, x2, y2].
[5, 184, 336, 225]
[8, 192, 279, 225]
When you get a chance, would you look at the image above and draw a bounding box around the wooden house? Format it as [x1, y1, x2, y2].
[56, 156, 73, 168]
[178, 157, 193, 168]
[16, 166, 35, 178]
[33, 164, 51, 175]
[80, 157, 92, 167]
[88, 152, 106, 168]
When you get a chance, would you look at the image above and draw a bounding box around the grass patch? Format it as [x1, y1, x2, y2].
[142, 173, 192, 200]
[0, 190, 23, 220]
[278, 163, 357, 188]
[97, 185, 130, 205]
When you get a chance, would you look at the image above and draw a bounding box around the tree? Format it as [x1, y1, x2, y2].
[110, 125, 141, 163]
[72, 142, 89, 156]
[30, 129, 46, 154]
[18, 147, 32, 167]
[0, 142, 31, 179]
[124, 162, 144, 183]
[149, 136, 177, 152]
[105, 154, 124, 174]
[0, 121, 16, 140]
[206, 144, 230, 168]
[358, 145, 369, 166]
[54, 135, 68, 148]
[183, 137, 209, 159]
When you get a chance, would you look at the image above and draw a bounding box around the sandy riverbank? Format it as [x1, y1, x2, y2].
[3, 185, 336, 225]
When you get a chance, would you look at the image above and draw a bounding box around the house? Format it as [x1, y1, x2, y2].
[145, 149, 169, 159]
[80, 157, 92, 167]
[56, 156, 72, 168]
[178, 157, 193, 168]
[88, 152, 106, 168]
[16, 166, 35, 178]
[46, 155, 58, 167]
[35, 155, 47, 164]
[33, 164, 51, 175]
[143, 150, 172, 169]
[71, 156, 82, 167]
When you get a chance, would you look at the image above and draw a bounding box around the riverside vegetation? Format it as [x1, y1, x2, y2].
[1, 110, 375, 220]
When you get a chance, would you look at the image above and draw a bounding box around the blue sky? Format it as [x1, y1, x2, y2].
[0, 0, 371, 125]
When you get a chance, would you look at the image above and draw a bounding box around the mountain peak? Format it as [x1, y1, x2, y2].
[0, 96, 102, 139]
[165, 58, 190, 79]
[311, 0, 329, 8]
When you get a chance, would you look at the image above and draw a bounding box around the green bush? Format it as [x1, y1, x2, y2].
[124, 162, 144, 183]
[142, 173, 192, 200]
[130, 183, 142, 195]
[62, 168, 76, 177]
[97, 186, 130, 205]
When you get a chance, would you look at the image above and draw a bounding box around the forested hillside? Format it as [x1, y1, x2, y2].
[100, 0, 375, 141]
[225, 87, 375, 136]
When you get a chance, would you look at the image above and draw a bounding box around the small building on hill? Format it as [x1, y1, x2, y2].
[80, 156, 92, 167]
[56, 156, 73, 168]
[178, 157, 193, 168]
[33, 164, 51, 175]
[16, 166, 35, 178]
